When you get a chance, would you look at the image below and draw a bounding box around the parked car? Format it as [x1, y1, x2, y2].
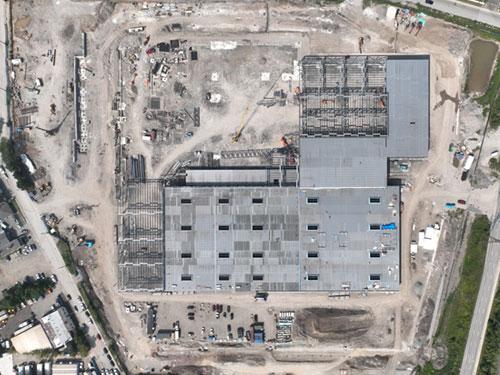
[457, 199, 466, 205]
[425, 0, 434, 4]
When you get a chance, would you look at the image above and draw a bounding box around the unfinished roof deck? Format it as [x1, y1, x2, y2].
[300, 55, 389, 137]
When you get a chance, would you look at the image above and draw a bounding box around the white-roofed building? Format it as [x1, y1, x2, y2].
[41, 307, 75, 349]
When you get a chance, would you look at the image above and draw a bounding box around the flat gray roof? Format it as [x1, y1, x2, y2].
[161, 186, 400, 292]
[386, 56, 429, 158]
[299, 137, 388, 188]
[186, 167, 298, 186]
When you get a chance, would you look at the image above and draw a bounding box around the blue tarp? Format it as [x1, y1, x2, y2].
[381, 223, 397, 230]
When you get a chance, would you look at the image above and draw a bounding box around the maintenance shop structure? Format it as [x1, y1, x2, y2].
[118, 54, 430, 293]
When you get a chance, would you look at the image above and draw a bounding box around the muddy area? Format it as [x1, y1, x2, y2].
[215, 353, 266, 366]
[295, 308, 374, 341]
[346, 355, 390, 369]
[468, 39, 498, 94]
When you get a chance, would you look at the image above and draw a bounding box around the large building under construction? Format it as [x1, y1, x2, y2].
[118, 54, 430, 293]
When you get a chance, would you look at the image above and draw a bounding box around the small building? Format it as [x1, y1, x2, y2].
[11, 325, 52, 353]
[41, 307, 75, 349]
[52, 363, 79, 375]
[155, 329, 175, 341]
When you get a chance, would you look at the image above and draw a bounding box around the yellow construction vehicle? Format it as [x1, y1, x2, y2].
[232, 106, 250, 143]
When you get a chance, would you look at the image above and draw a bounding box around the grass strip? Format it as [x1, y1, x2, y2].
[419, 215, 491, 374]
[56, 239, 78, 276]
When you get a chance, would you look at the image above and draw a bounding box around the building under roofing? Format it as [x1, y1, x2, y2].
[10, 325, 52, 353]
[118, 54, 429, 293]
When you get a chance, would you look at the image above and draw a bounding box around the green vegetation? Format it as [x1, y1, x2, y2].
[419, 215, 491, 374]
[66, 327, 90, 357]
[7, 198, 25, 225]
[77, 282, 106, 333]
[477, 57, 500, 131]
[56, 239, 77, 276]
[0, 277, 55, 310]
[78, 279, 125, 370]
[0, 139, 35, 191]
[489, 157, 500, 173]
[30, 348, 56, 359]
[57, 295, 91, 357]
[364, 0, 500, 41]
[478, 286, 500, 374]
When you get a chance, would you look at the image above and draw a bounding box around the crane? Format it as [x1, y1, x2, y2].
[36, 109, 72, 136]
[232, 106, 250, 143]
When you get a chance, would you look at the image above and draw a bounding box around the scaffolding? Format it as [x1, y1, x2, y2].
[299, 55, 388, 137]
[117, 180, 165, 291]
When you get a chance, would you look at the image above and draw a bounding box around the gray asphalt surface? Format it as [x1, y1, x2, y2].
[392, 0, 500, 28]
[0, 0, 9, 129]
[460, 188, 500, 375]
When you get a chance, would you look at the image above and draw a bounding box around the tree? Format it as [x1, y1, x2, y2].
[0, 138, 35, 191]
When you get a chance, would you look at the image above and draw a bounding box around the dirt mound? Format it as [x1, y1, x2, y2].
[346, 355, 390, 369]
[295, 307, 374, 341]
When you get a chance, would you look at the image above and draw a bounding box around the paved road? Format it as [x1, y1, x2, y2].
[460, 188, 500, 375]
[394, 0, 500, 28]
[0, 0, 9, 133]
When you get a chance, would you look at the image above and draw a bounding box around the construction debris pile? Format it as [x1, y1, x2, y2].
[449, 142, 475, 181]
[276, 311, 295, 344]
[389, 7, 427, 35]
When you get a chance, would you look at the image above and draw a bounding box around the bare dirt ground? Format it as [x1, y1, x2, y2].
[7, 0, 500, 374]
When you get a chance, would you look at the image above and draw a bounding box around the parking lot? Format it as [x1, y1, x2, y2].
[0, 274, 62, 340]
[0, 246, 53, 291]
[150, 301, 277, 345]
